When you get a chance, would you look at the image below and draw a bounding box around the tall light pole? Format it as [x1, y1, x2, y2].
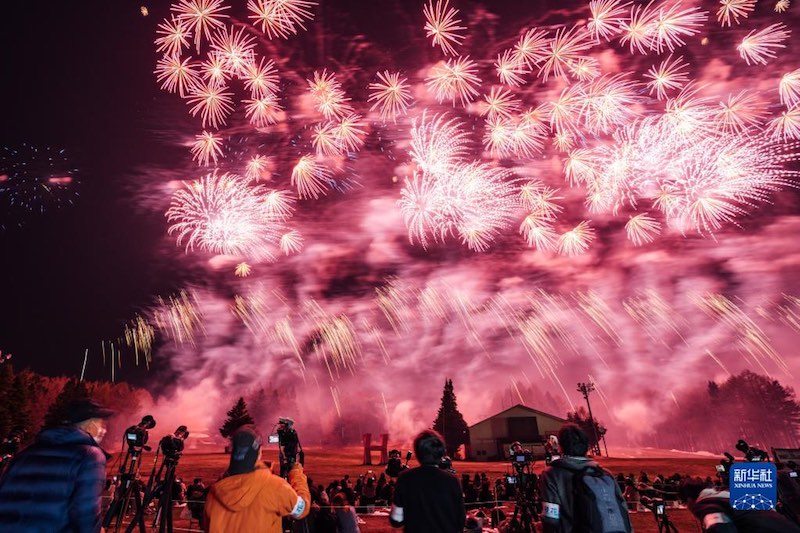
[577, 381, 607, 456]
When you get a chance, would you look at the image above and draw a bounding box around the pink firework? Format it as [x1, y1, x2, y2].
[481, 87, 520, 120]
[186, 83, 235, 129]
[279, 230, 304, 255]
[494, 50, 528, 87]
[190, 131, 224, 166]
[779, 69, 800, 109]
[737, 23, 791, 66]
[619, 2, 658, 55]
[307, 70, 353, 119]
[155, 17, 192, 57]
[715, 91, 766, 133]
[587, 0, 631, 42]
[244, 94, 284, 127]
[569, 57, 601, 82]
[166, 171, 292, 259]
[247, 0, 317, 39]
[519, 180, 563, 219]
[333, 114, 367, 153]
[410, 113, 471, 174]
[171, 0, 230, 53]
[210, 25, 257, 75]
[245, 155, 271, 181]
[155, 54, 201, 97]
[423, 0, 466, 56]
[768, 108, 800, 141]
[425, 56, 481, 106]
[651, 3, 707, 53]
[483, 118, 515, 157]
[242, 58, 279, 98]
[539, 26, 592, 81]
[367, 71, 413, 123]
[291, 155, 332, 199]
[398, 162, 519, 252]
[716, 0, 756, 27]
[513, 27, 549, 69]
[200, 52, 229, 87]
[519, 215, 558, 251]
[644, 55, 690, 100]
[312, 122, 341, 157]
[625, 213, 661, 246]
[557, 221, 595, 256]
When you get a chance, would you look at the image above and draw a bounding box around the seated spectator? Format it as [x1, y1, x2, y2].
[333, 492, 361, 533]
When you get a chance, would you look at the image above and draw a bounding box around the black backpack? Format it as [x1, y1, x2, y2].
[572, 467, 630, 533]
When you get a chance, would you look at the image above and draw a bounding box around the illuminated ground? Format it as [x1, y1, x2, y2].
[107, 447, 717, 531]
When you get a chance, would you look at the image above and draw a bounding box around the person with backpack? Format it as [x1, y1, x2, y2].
[538, 424, 632, 533]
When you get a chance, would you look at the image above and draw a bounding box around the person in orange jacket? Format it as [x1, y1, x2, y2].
[204, 425, 311, 532]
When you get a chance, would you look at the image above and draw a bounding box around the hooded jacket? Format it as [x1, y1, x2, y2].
[204, 463, 311, 532]
[538, 455, 631, 533]
[0, 426, 107, 533]
[690, 487, 800, 532]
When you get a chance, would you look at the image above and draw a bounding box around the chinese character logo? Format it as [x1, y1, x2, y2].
[730, 463, 777, 511]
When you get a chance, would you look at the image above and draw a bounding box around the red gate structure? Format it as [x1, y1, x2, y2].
[362, 433, 389, 465]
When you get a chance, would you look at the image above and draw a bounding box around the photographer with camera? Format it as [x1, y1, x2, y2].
[204, 424, 310, 532]
[389, 429, 465, 533]
[0, 398, 113, 533]
[538, 424, 631, 533]
[679, 476, 800, 532]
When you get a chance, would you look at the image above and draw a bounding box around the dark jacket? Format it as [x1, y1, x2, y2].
[538, 456, 631, 533]
[691, 487, 800, 532]
[0, 426, 108, 533]
[390, 465, 466, 533]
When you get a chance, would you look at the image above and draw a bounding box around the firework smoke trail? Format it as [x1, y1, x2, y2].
[128, 0, 800, 442]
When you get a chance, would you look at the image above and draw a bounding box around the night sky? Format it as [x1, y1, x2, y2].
[0, 2, 177, 379]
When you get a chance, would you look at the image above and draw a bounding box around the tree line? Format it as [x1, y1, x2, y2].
[0, 363, 151, 447]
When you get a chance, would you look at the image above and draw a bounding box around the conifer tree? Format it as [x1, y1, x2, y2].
[219, 397, 255, 439]
[432, 379, 470, 457]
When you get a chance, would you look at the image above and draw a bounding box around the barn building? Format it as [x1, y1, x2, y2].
[466, 404, 566, 460]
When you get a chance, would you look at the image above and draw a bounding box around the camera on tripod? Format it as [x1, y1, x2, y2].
[159, 426, 189, 460]
[509, 441, 533, 470]
[125, 415, 156, 450]
[736, 439, 770, 462]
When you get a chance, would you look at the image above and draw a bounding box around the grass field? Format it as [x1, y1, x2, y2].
[106, 447, 715, 532]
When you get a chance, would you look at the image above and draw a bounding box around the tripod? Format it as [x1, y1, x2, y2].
[126, 451, 181, 533]
[103, 446, 147, 533]
[507, 466, 539, 533]
[641, 497, 679, 533]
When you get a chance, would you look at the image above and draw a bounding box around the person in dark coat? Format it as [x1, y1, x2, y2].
[0, 398, 113, 533]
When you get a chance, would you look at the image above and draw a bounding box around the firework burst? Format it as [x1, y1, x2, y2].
[423, 0, 466, 56]
[780, 69, 800, 109]
[425, 56, 482, 106]
[587, 0, 630, 42]
[291, 155, 332, 199]
[172, 0, 230, 53]
[738, 23, 791, 66]
[716, 0, 756, 27]
[644, 55, 690, 100]
[155, 55, 201, 97]
[190, 131, 224, 167]
[166, 171, 294, 260]
[399, 162, 519, 252]
[368, 71, 413, 123]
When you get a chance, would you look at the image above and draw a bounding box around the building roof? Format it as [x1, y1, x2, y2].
[468, 403, 567, 428]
